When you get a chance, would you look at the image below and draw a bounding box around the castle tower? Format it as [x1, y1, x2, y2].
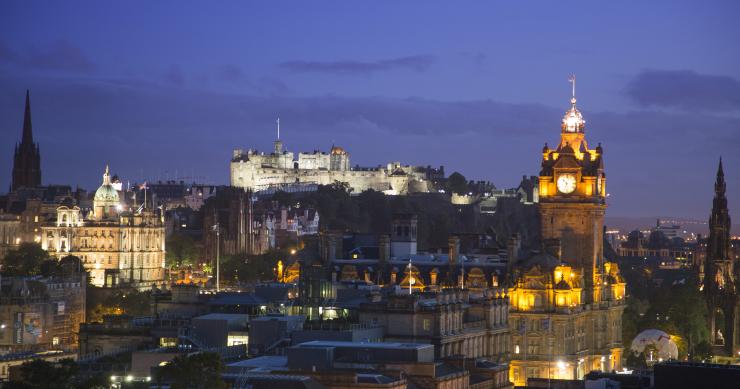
[704, 158, 737, 355]
[11, 90, 42, 191]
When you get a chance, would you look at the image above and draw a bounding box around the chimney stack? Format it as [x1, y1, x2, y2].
[379, 234, 390, 262]
[448, 236, 460, 266]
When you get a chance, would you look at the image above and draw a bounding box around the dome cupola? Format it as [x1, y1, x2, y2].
[93, 165, 120, 219]
[561, 75, 585, 133]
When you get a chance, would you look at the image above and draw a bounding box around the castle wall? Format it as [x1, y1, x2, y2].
[230, 160, 429, 194]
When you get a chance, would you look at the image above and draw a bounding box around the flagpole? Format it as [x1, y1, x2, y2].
[408, 257, 412, 295]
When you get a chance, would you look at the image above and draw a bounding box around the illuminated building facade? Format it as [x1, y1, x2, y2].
[40, 166, 166, 289]
[230, 131, 434, 194]
[508, 80, 626, 386]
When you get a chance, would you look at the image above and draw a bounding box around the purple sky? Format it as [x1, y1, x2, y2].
[1, 1, 739, 221]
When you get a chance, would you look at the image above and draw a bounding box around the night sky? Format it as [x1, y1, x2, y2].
[1, 1, 739, 222]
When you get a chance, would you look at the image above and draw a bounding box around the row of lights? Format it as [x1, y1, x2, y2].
[110, 375, 151, 383]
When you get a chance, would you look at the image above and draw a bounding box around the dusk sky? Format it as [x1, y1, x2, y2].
[1, 1, 739, 221]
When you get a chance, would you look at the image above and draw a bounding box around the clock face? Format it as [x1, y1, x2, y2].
[557, 174, 577, 194]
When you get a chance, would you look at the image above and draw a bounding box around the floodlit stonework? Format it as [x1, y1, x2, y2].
[41, 166, 166, 289]
[508, 81, 626, 386]
[230, 137, 435, 194]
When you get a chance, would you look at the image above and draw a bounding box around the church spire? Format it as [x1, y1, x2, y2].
[11, 90, 41, 191]
[715, 157, 726, 197]
[22, 90, 34, 145]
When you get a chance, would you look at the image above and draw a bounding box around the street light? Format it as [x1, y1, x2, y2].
[212, 223, 220, 292]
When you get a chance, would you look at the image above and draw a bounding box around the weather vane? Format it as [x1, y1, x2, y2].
[568, 74, 576, 103]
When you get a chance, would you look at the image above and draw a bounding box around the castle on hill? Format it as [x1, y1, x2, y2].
[230, 122, 442, 194]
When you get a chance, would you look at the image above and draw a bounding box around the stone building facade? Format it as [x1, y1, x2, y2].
[0, 272, 86, 353]
[359, 289, 510, 361]
[11, 91, 41, 192]
[230, 138, 434, 195]
[40, 166, 166, 289]
[507, 84, 626, 386]
[703, 159, 738, 356]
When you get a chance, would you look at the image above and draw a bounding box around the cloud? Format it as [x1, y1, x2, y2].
[626, 70, 740, 112]
[24, 40, 95, 73]
[218, 64, 244, 82]
[164, 65, 185, 87]
[279, 55, 436, 75]
[460, 51, 487, 66]
[0, 41, 17, 61]
[0, 40, 95, 74]
[0, 73, 739, 221]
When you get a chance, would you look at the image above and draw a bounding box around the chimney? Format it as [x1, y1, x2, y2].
[448, 236, 460, 266]
[379, 234, 391, 262]
[507, 234, 521, 273]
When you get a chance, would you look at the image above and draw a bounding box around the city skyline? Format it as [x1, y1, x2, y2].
[1, 1, 739, 221]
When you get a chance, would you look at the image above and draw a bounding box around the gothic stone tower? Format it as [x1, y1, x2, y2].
[11, 90, 42, 191]
[704, 158, 737, 355]
[538, 80, 606, 303]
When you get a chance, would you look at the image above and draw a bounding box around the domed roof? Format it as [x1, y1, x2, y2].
[561, 104, 585, 133]
[330, 145, 348, 155]
[561, 76, 585, 133]
[94, 165, 120, 203]
[630, 329, 678, 360]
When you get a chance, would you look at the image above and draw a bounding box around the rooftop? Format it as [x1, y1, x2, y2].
[294, 340, 433, 351]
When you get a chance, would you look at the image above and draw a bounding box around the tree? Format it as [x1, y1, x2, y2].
[1, 243, 50, 276]
[86, 287, 151, 322]
[446, 172, 469, 195]
[59, 255, 83, 275]
[221, 250, 282, 283]
[157, 352, 226, 389]
[5, 359, 78, 389]
[623, 275, 710, 361]
[272, 190, 293, 207]
[166, 233, 203, 267]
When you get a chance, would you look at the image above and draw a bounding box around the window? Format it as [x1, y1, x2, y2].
[423, 319, 431, 331]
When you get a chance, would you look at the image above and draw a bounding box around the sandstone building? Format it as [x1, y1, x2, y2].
[40, 166, 166, 289]
[507, 81, 626, 386]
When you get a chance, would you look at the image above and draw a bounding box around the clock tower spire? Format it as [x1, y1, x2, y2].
[538, 77, 607, 302]
[507, 79, 626, 386]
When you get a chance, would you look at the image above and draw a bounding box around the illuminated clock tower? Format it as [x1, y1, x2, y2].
[508, 78, 625, 386]
[538, 76, 607, 302]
